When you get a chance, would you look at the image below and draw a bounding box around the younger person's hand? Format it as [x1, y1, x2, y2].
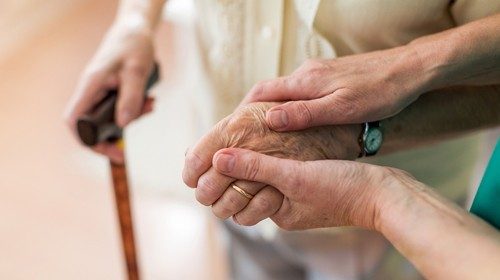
[211, 148, 395, 230]
[241, 47, 428, 131]
[212, 148, 500, 280]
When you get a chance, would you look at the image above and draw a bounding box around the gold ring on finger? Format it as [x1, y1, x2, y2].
[231, 183, 254, 200]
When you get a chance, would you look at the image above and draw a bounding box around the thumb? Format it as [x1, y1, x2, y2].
[213, 148, 303, 197]
[266, 91, 363, 131]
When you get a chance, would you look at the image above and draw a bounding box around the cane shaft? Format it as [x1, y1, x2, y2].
[110, 161, 140, 280]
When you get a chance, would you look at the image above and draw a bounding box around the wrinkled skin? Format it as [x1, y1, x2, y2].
[183, 102, 361, 225]
[211, 102, 359, 161]
[64, 24, 155, 163]
[213, 147, 500, 280]
[212, 148, 397, 230]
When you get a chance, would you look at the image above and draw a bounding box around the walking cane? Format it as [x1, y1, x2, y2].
[109, 149, 139, 279]
[76, 64, 160, 280]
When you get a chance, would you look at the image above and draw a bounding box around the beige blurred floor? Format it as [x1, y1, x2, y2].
[0, 1, 227, 279]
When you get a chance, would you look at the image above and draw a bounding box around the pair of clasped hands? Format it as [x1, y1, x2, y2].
[181, 52, 423, 231]
[63, 26, 432, 231]
[65, 13, 500, 279]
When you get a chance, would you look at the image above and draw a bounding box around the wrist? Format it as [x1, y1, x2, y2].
[374, 167, 500, 279]
[342, 165, 406, 230]
[372, 168, 419, 234]
[374, 169, 468, 243]
[327, 124, 363, 160]
[380, 45, 433, 101]
[407, 33, 462, 91]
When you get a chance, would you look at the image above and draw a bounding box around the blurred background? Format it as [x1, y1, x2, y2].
[0, 0, 228, 279]
[1, 1, 499, 280]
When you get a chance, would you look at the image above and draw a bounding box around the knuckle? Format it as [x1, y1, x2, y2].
[237, 216, 258, 226]
[249, 81, 265, 99]
[195, 177, 219, 206]
[181, 168, 195, 188]
[233, 105, 256, 120]
[213, 119, 229, 135]
[253, 195, 272, 213]
[185, 152, 205, 174]
[302, 58, 320, 69]
[300, 59, 329, 74]
[212, 205, 231, 219]
[213, 194, 242, 219]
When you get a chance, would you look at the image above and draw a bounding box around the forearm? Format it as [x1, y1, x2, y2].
[379, 13, 500, 153]
[379, 14, 500, 153]
[408, 13, 500, 91]
[114, 0, 167, 32]
[380, 85, 500, 154]
[377, 173, 500, 279]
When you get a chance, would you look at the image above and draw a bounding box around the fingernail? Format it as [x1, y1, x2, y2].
[119, 110, 132, 127]
[215, 153, 235, 173]
[268, 109, 288, 129]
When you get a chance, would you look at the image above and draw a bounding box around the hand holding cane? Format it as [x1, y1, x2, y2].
[76, 64, 160, 280]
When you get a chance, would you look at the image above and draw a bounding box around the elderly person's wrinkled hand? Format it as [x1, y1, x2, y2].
[182, 102, 360, 225]
[64, 21, 156, 163]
